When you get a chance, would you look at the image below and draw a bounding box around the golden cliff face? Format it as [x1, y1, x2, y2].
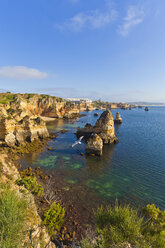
[0, 116, 49, 147]
[0, 93, 82, 147]
[16, 95, 80, 118]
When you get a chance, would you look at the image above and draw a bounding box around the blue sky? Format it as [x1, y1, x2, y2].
[0, 0, 165, 102]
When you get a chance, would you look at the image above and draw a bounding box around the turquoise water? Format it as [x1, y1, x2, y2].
[20, 107, 165, 210]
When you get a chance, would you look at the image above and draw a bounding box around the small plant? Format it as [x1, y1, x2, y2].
[0, 186, 27, 248]
[42, 202, 65, 236]
[16, 176, 44, 197]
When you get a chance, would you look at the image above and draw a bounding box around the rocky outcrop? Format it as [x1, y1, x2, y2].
[114, 112, 122, 124]
[77, 109, 118, 156]
[94, 110, 117, 144]
[77, 110, 117, 144]
[0, 116, 49, 147]
[86, 134, 103, 156]
[16, 94, 80, 118]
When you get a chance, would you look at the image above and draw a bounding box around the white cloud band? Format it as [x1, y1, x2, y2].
[0, 66, 48, 80]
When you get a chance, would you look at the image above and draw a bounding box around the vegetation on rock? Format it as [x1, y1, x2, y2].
[0, 185, 27, 248]
[16, 176, 44, 197]
[80, 201, 165, 248]
[42, 202, 65, 236]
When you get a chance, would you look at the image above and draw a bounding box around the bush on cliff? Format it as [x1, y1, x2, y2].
[142, 204, 165, 248]
[80, 202, 165, 248]
[0, 186, 27, 248]
[16, 176, 44, 197]
[42, 202, 65, 236]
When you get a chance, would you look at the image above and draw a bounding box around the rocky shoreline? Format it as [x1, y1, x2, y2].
[0, 93, 123, 246]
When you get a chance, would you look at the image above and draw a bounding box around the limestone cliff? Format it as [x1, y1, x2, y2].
[0, 115, 49, 147]
[0, 93, 81, 119]
[0, 93, 82, 147]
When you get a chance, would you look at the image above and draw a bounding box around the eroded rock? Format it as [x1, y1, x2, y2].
[77, 109, 118, 156]
[1, 116, 49, 147]
[114, 112, 122, 124]
[86, 134, 103, 156]
[5, 133, 16, 147]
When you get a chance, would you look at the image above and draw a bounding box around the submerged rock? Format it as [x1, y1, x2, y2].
[86, 134, 103, 156]
[114, 112, 122, 124]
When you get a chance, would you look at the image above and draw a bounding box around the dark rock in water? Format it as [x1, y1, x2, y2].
[86, 134, 103, 156]
[77, 123, 94, 140]
[94, 113, 99, 117]
[47, 147, 56, 151]
[114, 112, 122, 124]
[145, 107, 149, 111]
[61, 129, 68, 133]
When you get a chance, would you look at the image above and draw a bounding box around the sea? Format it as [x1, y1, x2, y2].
[20, 107, 165, 213]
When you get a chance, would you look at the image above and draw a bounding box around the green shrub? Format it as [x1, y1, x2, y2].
[142, 204, 165, 248]
[42, 202, 65, 236]
[96, 201, 144, 247]
[16, 176, 44, 197]
[0, 187, 27, 248]
[80, 202, 165, 248]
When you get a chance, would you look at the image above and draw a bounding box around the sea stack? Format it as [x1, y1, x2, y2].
[77, 109, 118, 156]
[95, 109, 117, 144]
[86, 134, 103, 156]
[145, 107, 149, 111]
[114, 112, 122, 124]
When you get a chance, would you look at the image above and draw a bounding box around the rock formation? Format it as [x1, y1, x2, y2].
[114, 112, 122, 124]
[94, 110, 117, 144]
[86, 134, 103, 156]
[0, 115, 49, 147]
[0, 93, 84, 147]
[77, 109, 118, 156]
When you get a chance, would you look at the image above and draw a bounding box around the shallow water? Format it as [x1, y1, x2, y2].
[20, 107, 165, 210]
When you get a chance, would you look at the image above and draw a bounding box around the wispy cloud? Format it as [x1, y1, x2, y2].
[0, 66, 48, 80]
[56, 1, 117, 31]
[118, 6, 145, 36]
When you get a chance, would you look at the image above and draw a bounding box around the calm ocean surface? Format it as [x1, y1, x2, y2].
[20, 107, 165, 210]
